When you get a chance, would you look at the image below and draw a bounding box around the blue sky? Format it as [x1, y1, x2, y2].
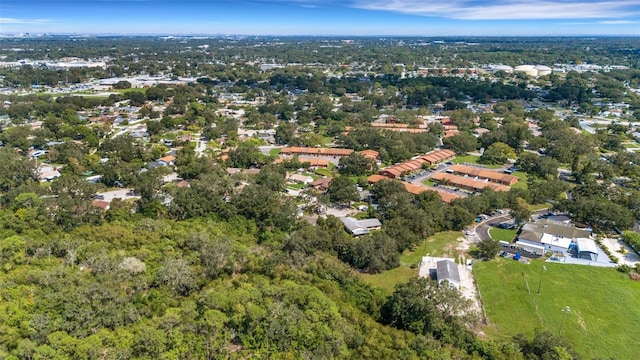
[0, 0, 638, 35]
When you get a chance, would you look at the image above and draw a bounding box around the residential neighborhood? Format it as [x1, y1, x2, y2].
[0, 35, 639, 360]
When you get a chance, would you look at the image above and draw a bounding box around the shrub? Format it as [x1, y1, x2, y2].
[616, 264, 632, 274]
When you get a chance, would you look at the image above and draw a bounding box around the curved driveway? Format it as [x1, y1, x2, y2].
[473, 209, 550, 241]
[475, 215, 512, 241]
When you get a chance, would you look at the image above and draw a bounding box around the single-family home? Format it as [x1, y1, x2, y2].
[340, 217, 382, 236]
[310, 177, 332, 192]
[38, 165, 61, 182]
[159, 155, 176, 166]
[288, 173, 314, 184]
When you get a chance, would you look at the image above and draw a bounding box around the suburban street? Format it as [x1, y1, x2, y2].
[474, 214, 512, 241]
[472, 208, 550, 242]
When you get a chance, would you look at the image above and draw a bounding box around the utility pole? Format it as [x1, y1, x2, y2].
[558, 306, 571, 336]
[537, 265, 547, 294]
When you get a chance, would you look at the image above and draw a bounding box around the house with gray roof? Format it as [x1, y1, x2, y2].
[515, 219, 592, 255]
[340, 217, 382, 236]
[436, 260, 461, 289]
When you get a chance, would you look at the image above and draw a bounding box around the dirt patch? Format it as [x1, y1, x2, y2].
[456, 236, 471, 251]
[576, 312, 587, 331]
[442, 243, 456, 257]
[459, 267, 480, 306]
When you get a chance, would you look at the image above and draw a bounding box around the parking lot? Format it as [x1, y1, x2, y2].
[405, 162, 470, 197]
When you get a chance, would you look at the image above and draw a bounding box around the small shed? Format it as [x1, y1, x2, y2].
[575, 238, 599, 261]
[436, 260, 461, 289]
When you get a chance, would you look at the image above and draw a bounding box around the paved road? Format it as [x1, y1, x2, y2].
[475, 214, 512, 241]
[473, 209, 550, 241]
[259, 145, 281, 156]
[405, 163, 470, 197]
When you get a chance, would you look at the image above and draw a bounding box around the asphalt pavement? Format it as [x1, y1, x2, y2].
[405, 163, 469, 197]
[475, 214, 512, 241]
[473, 208, 550, 241]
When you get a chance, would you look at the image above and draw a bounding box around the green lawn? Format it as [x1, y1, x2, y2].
[475, 260, 640, 360]
[528, 202, 551, 212]
[423, 179, 437, 187]
[361, 231, 464, 294]
[115, 88, 147, 95]
[287, 183, 306, 190]
[511, 171, 528, 190]
[314, 168, 333, 177]
[489, 228, 517, 242]
[453, 154, 502, 169]
[269, 148, 282, 156]
[360, 266, 416, 294]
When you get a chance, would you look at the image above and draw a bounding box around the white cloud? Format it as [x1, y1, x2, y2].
[598, 20, 636, 24]
[0, 18, 53, 25]
[352, 1, 640, 20]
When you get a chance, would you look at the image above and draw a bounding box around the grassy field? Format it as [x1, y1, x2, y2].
[528, 202, 551, 212]
[511, 171, 528, 190]
[453, 154, 502, 169]
[361, 231, 464, 294]
[489, 228, 517, 242]
[286, 183, 306, 190]
[423, 179, 437, 187]
[475, 259, 640, 359]
[269, 148, 281, 156]
[401, 231, 463, 265]
[115, 88, 147, 94]
[360, 266, 416, 294]
[622, 142, 640, 151]
[314, 168, 333, 177]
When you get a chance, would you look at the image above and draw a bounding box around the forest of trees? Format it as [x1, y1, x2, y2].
[0, 196, 581, 360]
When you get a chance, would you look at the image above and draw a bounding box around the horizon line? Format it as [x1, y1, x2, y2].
[2, 32, 639, 38]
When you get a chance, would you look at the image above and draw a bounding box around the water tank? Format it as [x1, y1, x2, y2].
[514, 65, 538, 77]
[534, 65, 552, 76]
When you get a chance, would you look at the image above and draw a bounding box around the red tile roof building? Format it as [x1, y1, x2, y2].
[280, 147, 354, 157]
[370, 123, 429, 133]
[366, 174, 460, 203]
[274, 157, 330, 168]
[431, 173, 510, 192]
[447, 164, 519, 186]
[359, 149, 379, 161]
[378, 149, 455, 178]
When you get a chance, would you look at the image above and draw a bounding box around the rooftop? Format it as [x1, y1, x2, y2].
[436, 259, 461, 285]
[340, 216, 382, 236]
